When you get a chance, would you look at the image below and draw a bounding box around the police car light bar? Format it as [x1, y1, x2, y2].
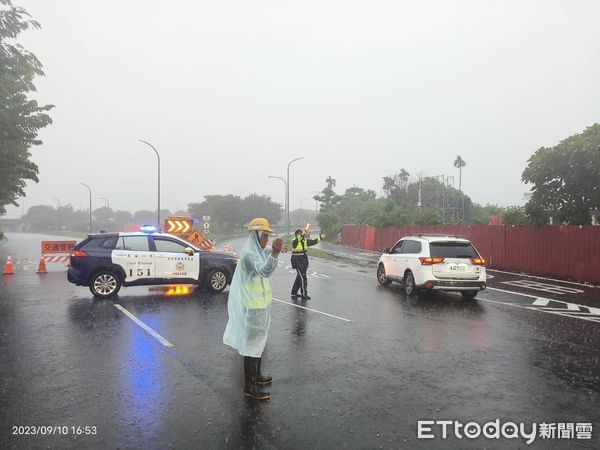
[140, 225, 157, 233]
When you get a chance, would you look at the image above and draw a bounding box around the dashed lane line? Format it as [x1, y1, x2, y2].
[113, 304, 175, 348]
[272, 297, 352, 322]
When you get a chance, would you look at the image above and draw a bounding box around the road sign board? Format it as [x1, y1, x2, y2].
[203, 222, 210, 229]
[41, 241, 76, 255]
[164, 217, 193, 235]
[202, 216, 210, 222]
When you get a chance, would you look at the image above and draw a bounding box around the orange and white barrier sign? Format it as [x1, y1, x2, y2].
[41, 241, 76, 255]
[44, 255, 70, 262]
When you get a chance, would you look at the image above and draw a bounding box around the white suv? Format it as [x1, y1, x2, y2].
[376, 234, 487, 300]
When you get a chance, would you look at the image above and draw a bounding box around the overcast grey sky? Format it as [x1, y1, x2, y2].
[6, 0, 600, 218]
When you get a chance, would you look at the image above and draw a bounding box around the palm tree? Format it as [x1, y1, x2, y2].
[453, 155, 466, 191]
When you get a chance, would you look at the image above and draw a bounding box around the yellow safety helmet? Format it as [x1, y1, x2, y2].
[247, 217, 276, 235]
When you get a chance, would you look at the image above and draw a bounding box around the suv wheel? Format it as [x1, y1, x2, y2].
[208, 268, 228, 293]
[377, 264, 392, 286]
[90, 271, 121, 298]
[403, 271, 416, 298]
[461, 291, 478, 301]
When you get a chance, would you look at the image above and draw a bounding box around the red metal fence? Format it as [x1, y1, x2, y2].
[341, 224, 600, 284]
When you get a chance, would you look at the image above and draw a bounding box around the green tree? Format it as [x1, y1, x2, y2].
[112, 210, 132, 228]
[501, 206, 529, 225]
[0, 0, 53, 216]
[382, 169, 410, 205]
[289, 208, 317, 229]
[522, 124, 600, 225]
[453, 155, 466, 191]
[469, 203, 505, 224]
[133, 210, 155, 225]
[241, 193, 282, 226]
[313, 176, 341, 210]
[22, 204, 54, 231]
[188, 195, 245, 233]
[315, 209, 343, 238]
[414, 208, 443, 225]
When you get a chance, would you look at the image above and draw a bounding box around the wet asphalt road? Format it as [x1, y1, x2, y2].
[0, 233, 599, 449]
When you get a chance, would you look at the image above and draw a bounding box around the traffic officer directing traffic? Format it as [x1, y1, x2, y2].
[290, 229, 324, 300]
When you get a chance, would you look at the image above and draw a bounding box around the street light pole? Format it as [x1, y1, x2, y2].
[99, 197, 110, 228]
[51, 197, 61, 232]
[139, 140, 161, 228]
[79, 182, 92, 232]
[286, 157, 304, 240]
[268, 176, 287, 235]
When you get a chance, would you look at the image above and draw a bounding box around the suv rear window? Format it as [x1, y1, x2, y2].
[429, 241, 478, 258]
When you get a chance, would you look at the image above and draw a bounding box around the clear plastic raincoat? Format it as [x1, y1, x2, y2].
[223, 232, 279, 357]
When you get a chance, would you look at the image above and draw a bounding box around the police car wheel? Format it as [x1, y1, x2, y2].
[90, 271, 121, 298]
[208, 269, 228, 293]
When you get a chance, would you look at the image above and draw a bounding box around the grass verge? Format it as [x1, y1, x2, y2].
[307, 248, 349, 263]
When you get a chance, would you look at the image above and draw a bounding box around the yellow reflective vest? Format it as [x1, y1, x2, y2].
[244, 276, 273, 309]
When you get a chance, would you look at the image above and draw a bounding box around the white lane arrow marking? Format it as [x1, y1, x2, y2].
[532, 298, 550, 306]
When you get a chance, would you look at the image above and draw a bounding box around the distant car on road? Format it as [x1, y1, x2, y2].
[376, 234, 487, 300]
[67, 228, 238, 298]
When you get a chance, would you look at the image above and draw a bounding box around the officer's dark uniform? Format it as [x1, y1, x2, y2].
[290, 230, 322, 300]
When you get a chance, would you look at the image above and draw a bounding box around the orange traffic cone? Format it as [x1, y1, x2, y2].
[3, 254, 14, 275]
[37, 256, 48, 274]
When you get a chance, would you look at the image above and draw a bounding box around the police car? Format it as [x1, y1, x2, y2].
[67, 227, 238, 298]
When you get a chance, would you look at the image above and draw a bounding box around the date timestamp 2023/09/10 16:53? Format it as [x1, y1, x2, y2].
[12, 425, 98, 436]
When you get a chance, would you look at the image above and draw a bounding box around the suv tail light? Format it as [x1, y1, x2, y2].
[419, 257, 445, 265]
[471, 257, 486, 266]
[71, 251, 88, 257]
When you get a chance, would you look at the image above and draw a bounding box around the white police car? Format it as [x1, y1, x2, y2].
[67, 227, 238, 298]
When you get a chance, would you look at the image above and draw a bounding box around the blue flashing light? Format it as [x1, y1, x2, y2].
[140, 225, 157, 233]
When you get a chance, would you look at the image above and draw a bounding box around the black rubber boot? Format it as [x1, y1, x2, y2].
[244, 357, 270, 401]
[256, 357, 272, 386]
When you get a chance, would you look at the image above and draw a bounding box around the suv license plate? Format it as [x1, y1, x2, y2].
[448, 264, 465, 272]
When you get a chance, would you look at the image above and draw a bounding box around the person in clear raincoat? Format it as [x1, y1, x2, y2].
[223, 218, 287, 400]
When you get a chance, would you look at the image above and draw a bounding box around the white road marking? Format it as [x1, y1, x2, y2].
[113, 304, 175, 348]
[479, 298, 600, 324]
[532, 298, 550, 306]
[272, 297, 352, 322]
[487, 268, 598, 288]
[501, 280, 584, 295]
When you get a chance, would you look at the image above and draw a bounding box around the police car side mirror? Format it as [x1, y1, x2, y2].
[184, 247, 194, 256]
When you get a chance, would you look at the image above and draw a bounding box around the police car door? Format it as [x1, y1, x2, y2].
[152, 236, 200, 282]
[112, 235, 155, 282]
